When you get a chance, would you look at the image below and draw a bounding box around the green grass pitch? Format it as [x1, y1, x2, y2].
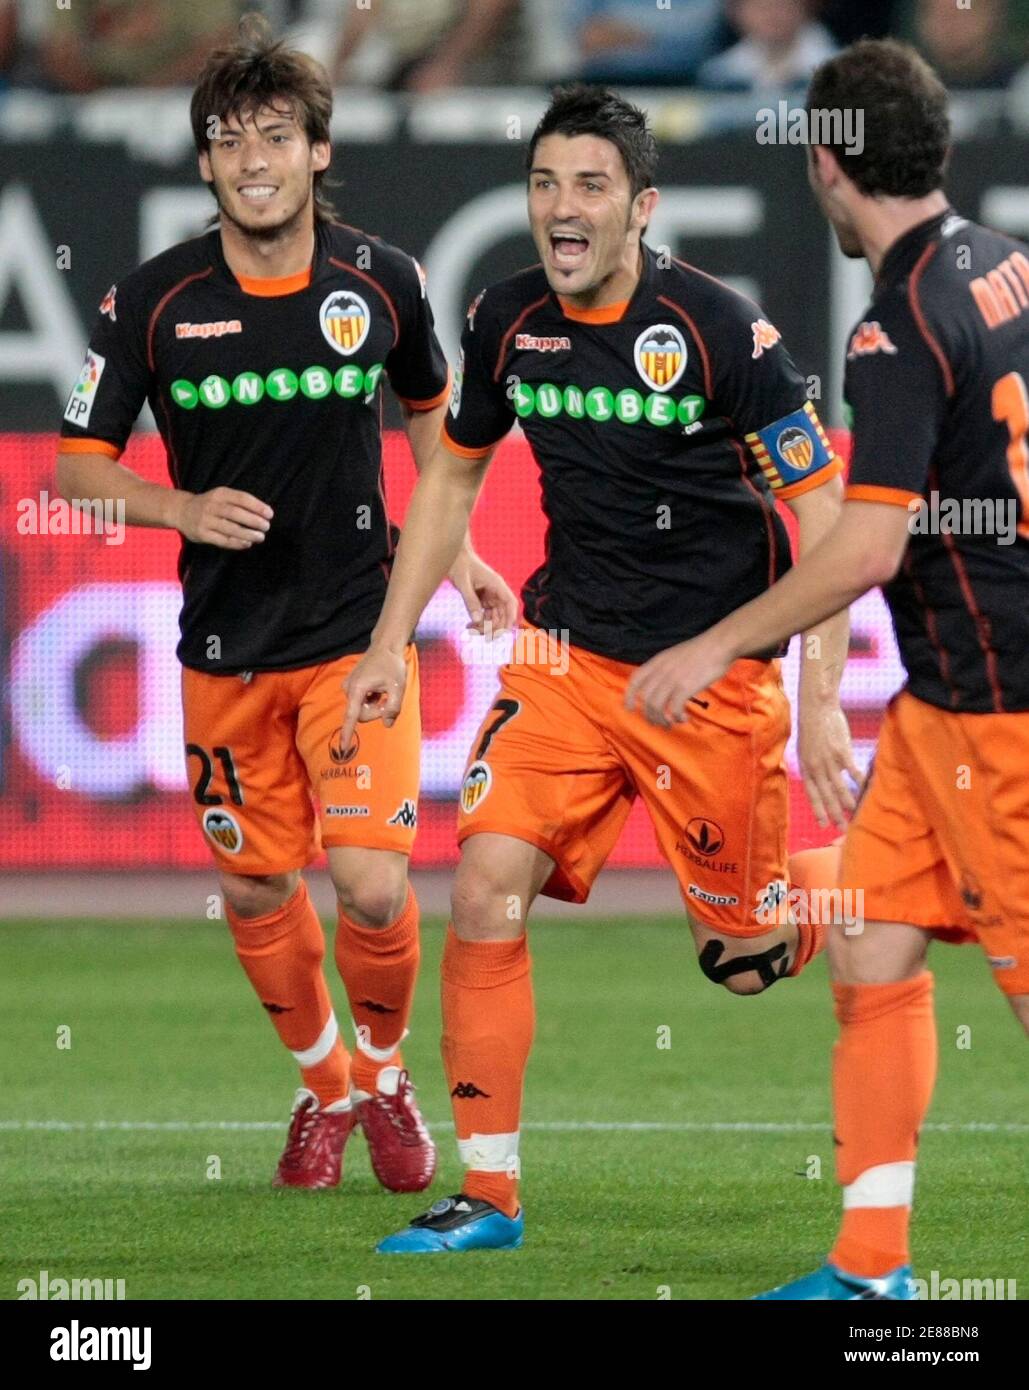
[2, 915, 1026, 1300]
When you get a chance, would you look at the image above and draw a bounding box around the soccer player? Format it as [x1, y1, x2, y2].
[56, 16, 516, 1193]
[626, 40, 1029, 1298]
[344, 84, 859, 1253]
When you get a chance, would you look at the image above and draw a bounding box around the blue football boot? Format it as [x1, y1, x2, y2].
[376, 1194, 524, 1254]
[753, 1261, 916, 1300]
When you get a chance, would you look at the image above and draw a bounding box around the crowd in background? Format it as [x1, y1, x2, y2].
[1, 0, 1028, 97]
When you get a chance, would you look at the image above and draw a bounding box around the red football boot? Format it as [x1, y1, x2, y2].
[273, 1089, 357, 1189]
[356, 1066, 437, 1193]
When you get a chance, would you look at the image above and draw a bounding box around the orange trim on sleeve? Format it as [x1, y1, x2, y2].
[845, 483, 922, 508]
[558, 297, 630, 324]
[776, 454, 844, 500]
[396, 367, 452, 412]
[441, 423, 497, 459]
[235, 267, 313, 297]
[58, 437, 122, 459]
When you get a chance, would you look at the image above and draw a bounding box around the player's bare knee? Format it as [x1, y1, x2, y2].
[220, 870, 299, 919]
[335, 878, 407, 927]
[450, 865, 515, 941]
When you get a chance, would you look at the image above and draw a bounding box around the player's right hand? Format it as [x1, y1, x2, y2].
[341, 644, 408, 748]
[174, 488, 273, 549]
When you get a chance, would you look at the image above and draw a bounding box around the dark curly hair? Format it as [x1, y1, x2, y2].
[190, 11, 337, 222]
[807, 39, 950, 198]
[526, 84, 658, 199]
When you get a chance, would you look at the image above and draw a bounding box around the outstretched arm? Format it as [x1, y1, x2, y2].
[625, 500, 912, 726]
[340, 438, 495, 746]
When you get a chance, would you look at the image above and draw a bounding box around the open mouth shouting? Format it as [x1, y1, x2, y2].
[548, 228, 591, 271]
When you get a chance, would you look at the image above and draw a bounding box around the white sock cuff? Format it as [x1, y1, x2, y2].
[458, 1132, 520, 1174]
[843, 1161, 915, 1209]
[352, 1019, 409, 1061]
[291, 1012, 339, 1068]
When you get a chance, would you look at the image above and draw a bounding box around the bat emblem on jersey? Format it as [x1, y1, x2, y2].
[633, 324, 687, 392]
[776, 425, 814, 472]
[319, 290, 371, 356]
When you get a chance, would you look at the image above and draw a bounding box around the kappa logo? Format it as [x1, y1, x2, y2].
[515, 333, 572, 352]
[776, 424, 814, 472]
[687, 884, 740, 908]
[756, 879, 788, 914]
[847, 320, 898, 359]
[319, 289, 371, 356]
[451, 1081, 491, 1099]
[960, 869, 983, 912]
[460, 760, 492, 813]
[98, 285, 117, 321]
[325, 805, 370, 818]
[751, 318, 781, 358]
[203, 808, 243, 854]
[175, 319, 242, 339]
[634, 324, 687, 392]
[387, 798, 418, 828]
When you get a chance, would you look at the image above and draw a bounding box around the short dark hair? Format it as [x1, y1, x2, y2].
[807, 39, 950, 198]
[526, 84, 658, 199]
[190, 11, 337, 221]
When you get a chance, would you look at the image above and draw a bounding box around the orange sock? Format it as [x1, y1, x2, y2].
[335, 886, 419, 1095]
[786, 842, 842, 976]
[441, 926, 534, 1219]
[829, 971, 937, 1277]
[227, 880, 351, 1107]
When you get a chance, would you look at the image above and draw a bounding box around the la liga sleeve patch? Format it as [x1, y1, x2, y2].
[744, 401, 835, 491]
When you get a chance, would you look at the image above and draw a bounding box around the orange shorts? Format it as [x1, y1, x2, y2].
[840, 689, 1029, 997]
[181, 647, 420, 875]
[456, 627, 790, 934]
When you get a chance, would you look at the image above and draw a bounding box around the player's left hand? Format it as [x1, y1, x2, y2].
[448, 550, 519, 637]
[624, 631, 733, 727]
[797, 698, 864, 831]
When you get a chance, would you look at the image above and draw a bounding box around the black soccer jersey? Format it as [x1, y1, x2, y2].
[444, 245, 840, 665]
[844, 209, 1029, 712]
[59, 220, 450, 673]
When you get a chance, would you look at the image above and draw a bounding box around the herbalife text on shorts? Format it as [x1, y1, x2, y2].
[908, 492, 1021, 545]
[15, 491, 126, 546]
[756, 102, 864, 156]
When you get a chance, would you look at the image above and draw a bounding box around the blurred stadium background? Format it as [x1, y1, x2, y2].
[4, 0, 1029, 911]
